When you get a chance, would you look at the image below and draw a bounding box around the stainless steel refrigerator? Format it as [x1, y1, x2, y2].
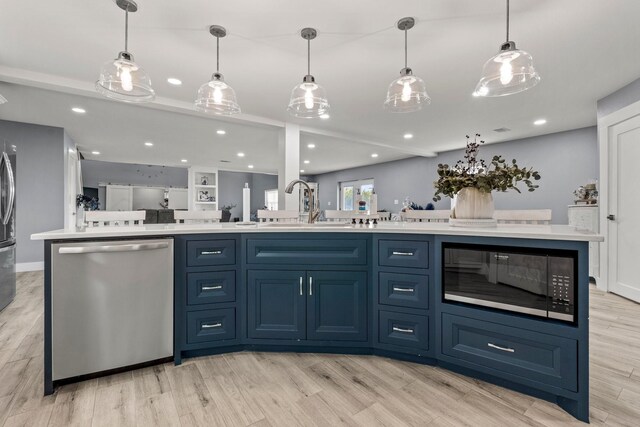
[0, 144, 16, 312]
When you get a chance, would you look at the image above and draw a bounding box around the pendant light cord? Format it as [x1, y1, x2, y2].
[216, 36, 220, 73]
[307, 38, 311, 76]
[404, 28, 408, 69]
[506, 0, 510, 42]
[124, 9, 129, 52]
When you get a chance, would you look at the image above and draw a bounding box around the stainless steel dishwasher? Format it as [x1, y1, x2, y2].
[51, 238, 173, 381]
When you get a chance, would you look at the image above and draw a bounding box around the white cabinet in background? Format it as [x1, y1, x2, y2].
[168, 188, 188, 210]
[105, 185, 133, 211]
[568, 205, 599, 279]
[188, 167, 218, 211]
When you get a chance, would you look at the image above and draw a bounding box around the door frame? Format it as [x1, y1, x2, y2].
[597, 98, 640, 293]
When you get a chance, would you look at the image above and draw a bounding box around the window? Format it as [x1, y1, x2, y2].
[339, 179, 374, 210]
[264, 189, 278, 210]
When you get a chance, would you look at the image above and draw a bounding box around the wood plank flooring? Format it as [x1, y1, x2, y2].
[1, 271, 639, 426]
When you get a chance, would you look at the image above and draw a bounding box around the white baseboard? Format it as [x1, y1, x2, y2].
[16, 262, 44, 272]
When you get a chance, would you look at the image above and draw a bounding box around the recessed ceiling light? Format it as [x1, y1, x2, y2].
[181, 159, 188, 163]
[217, 130, 226, 135]
[144, 141, 154, 147]
[320, 114, 330, 119]
[237, 152, 245, 157]
[248, 164, 254, 169]
[167, 78, 182, 86]
[300, 169, 305, 173]
[371, 153, 379, 158]
[307, 143, 316, 149]
[403, 133, 413, 139]
[71, 107, 86, 114]
[303, 160, 310, 164]
[91, 151, 100, 155]
[534, 119, 547, 125]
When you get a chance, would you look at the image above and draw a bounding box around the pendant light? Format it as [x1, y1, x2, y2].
[384, 17, 430, 113]
[473, 0, 540, 97]
[96, 0, 155, 103]
[195, 25, 241, 115]
[287, 28, 330, 119]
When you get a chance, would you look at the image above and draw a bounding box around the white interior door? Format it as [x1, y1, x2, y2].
[607, 114, 640, 302]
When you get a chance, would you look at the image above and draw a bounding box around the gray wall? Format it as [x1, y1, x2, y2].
[597, 77, 640, 119]
[218, 171, 278, 219]
[0, 120, 65, 264]
[82, 159, 188, 189]
[312, 127, 598, 224]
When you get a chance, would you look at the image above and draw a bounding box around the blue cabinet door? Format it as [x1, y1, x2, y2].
[247, 270, 306, 340]
[307, 271, 367, 342]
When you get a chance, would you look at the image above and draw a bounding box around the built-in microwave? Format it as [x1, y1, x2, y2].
[442, 243, 576, 323]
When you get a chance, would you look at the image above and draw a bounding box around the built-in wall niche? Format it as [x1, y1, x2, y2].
[188, 167, 218, 211]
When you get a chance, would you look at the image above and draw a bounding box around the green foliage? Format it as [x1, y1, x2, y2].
[433, 147, 541, 202]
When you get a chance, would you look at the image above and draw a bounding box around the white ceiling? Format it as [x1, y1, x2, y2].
[1, 0, 639, 172]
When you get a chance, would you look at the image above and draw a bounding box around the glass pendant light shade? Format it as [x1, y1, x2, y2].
[473, 42, 540, 97]
[474, 0, 540, 97]
[96, 52, 155, 103]
[194, 25, 241, 116]
[195, 73, 241, 115]
[288, 28, 330, 119]
[384, 68, 430, 112]
[96, 1, 155, 103]
[288, 75, 330, 119]
[384, 17, 430, 113]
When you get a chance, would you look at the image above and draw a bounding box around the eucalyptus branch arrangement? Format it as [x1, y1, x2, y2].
[433, 134, 541, 201]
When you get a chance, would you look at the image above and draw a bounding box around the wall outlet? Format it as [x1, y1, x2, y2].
[327, 201, 331, 206]
[394, 199, 399, 205]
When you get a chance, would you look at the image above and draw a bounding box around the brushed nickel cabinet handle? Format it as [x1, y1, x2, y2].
[392, 251, 414, 256]
[488, 343, 515, 353]
[309, 276, 313, 296]
[392, 326, 414, 334]
[494, 254, 510, 260]
[299, 277, 303, 296]
[202, 250, 222, 255]
[202, 285, 222, 291]
[393, 287, 414, 293]
[202, 323, 222, 329]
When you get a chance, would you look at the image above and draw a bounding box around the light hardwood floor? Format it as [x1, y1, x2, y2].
[1, 271, 639, 426]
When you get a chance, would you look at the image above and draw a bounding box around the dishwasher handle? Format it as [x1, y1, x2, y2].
[58, 242, 170, 254]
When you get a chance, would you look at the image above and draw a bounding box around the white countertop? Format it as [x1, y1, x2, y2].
[31, 222, 603, 242]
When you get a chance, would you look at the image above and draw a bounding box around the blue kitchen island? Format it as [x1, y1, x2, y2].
[33, 222, 602, 422]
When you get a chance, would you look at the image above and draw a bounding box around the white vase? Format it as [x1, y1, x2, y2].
[453, 188, 494, 219]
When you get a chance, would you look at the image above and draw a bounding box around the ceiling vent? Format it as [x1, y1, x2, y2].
[493, 127, 511, 133]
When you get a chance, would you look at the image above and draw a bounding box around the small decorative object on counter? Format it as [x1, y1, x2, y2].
[76, 194, 100, 229]
[573, 181, 598, 205]
[358, 199, 367, 212]
[220, 203, 236, 223]
[370, 189, 378, 215]
[433, 134, 541, 226]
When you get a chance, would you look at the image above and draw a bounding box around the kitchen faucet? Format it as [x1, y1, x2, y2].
[284, 179, 319, 224]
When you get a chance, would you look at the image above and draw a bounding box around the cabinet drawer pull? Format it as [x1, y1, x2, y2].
[494, 254, 510, 260]
[392, 251, 414, 256]
[488, 342, 515, 353]
[393, 286, 414, 293]
[392, 326, 414, 334]
[202, 322, 222, 329]
[202, 285, 222, 291]
[309, 276, 313, 296]
[299, 277, 303, 296]
[202, 250, 222, 255]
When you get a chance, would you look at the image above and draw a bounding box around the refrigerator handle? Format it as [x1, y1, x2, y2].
[1, 152, 15, 226]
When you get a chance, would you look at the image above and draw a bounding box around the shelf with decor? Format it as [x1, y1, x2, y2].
[188, 167, 219, 211]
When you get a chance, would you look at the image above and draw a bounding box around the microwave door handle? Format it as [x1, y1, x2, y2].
[1, 152, 14, 226]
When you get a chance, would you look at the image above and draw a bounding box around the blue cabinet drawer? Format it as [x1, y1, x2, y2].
[379, 310, 429, 350]
[442, 313, 577, 391]
[187, 240, 236, 267]
[379, 272, 428, 309]
[378, 240, 429, 269]
[187, 308, 236, 344]
[246, 239, 367, 265]
[187, 271, 236, 305]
